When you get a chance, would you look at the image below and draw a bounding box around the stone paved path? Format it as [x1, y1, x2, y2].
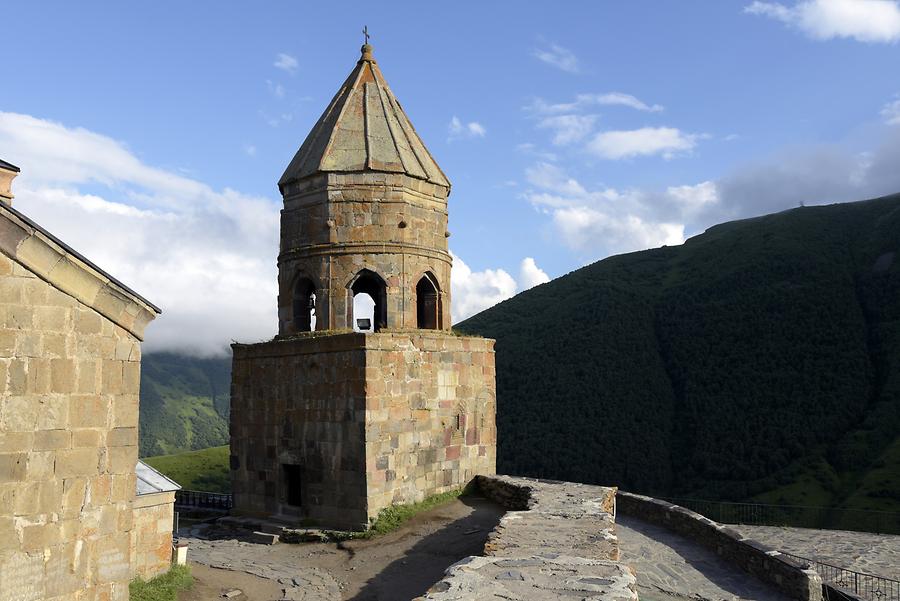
[734, 525, 900, 581]
[615, 515, 791, 601]
[179, 536, 340, 601]
[177, 495, 504, 601]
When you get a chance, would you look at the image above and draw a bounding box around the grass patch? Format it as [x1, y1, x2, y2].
[143, 445, 230, 493]
[366, 486, 469, 537]
[130, 565, 192, 601]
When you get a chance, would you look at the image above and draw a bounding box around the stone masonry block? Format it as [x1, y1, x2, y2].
[50, 358, 76, 393]
[33, 429, 70, 451]
[55, 447, 99, 478]
[69, 395, 108, 428]
[0, 453, 27, 482]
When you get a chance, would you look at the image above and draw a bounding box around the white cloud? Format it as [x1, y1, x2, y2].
[244, 144, 257, 156]
[881, 97, 900, 124]
[529, 93, 664, 115]
[259, 110, 293, 127]
[274, 53, 299, 74]
[449, 252, 553, 322]
[533, 44, 579, 73]
[266, 80, 286, 99]
[450, 251, 518, 322]
[538, 115, 598, 145]
[587, 127, 699, 160]
[553, 207, 684, 254]
[666, 181, 719, 214]
[518, 257, 550, 290]
[0, 112, 279, 356]
[523, 162, 686, 258]
[525, 162, 590, 198]
[448, 116, 486, 141]
[745, 0, 900, 43]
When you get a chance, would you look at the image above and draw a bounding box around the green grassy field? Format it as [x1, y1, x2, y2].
[143, 445, 230, 493]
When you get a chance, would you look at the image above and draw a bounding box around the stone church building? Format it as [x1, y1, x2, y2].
[230, 43, 497, 530]
[0, 159, 166, 600]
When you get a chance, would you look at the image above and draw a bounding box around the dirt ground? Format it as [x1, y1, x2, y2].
[178, 494, 505, 601]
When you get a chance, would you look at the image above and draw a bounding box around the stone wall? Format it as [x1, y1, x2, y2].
[363, 332, 495, 519]
[278, 172, 452, 333]
[230, 330, 495, 530]
[0, 252, 146, 601]
[231, 334, 368, 529]
[417, 475, 638, 600]
[131, 492, 176, 580]
[617, 491, 823, 601]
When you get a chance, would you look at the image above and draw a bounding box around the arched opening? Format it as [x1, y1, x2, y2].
[292, 277, 316, 332]
[350, 269, 387, 332]
[416, 273, 441, 330]
[353, 293, 375, 332]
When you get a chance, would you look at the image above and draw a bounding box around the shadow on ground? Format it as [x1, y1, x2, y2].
[344, 494, 505, 601]
[616, 514, 790, 601]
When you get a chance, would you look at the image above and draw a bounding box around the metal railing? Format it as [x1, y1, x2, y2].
[175, 489, 233, 510]
[782, 552, 900, 601]
[660, 498, 900, 535]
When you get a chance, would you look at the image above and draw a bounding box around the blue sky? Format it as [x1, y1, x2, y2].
[4, 0, 900, 354]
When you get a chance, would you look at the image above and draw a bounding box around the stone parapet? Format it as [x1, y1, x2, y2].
[617, 491, 823, 601]
[417, 475, 637, 600]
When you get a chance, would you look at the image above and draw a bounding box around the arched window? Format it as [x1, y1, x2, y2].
[292, 277, 316, 332]
[416, 273, 441, 330]
[350, 269, 387, 332]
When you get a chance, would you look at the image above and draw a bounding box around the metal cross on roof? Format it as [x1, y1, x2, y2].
[363, 26, 370, 44]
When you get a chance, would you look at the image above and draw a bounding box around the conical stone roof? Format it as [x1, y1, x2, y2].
[279, 44, 450, 191]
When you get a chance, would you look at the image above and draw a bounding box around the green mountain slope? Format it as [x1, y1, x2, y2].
[458, 194, 900, 515]
[138, 352, 231, 457]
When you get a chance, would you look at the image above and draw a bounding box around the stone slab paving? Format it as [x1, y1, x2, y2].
[419, 555, 638, 600]
[419, 476, 639, 600]
[178, 534, 340, 601]
[733, 525, 900, 581]
[615, 515, 792, 601]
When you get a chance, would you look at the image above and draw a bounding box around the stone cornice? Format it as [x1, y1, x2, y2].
[0, 203, 160, 340]
[279, 241, 452, 265]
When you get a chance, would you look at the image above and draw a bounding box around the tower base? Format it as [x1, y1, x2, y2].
[230, 331, 496, 530]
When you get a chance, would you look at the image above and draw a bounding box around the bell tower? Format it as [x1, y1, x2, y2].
[230, 41, 496, 531]
[277, 42, 451, 334]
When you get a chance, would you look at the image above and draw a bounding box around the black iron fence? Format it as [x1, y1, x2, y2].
[781, 551, 900, 601]
[175, 489, 233, 510]
[660, 498, 900, 535]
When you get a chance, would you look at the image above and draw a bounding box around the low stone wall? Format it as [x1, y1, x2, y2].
[617, 491, 823, 601]
[131, 491, 175, 580]
[417, 475, 637, 600]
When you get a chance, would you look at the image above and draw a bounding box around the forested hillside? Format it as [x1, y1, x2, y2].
[138, 353, 231, 457]
[458, 193, 900, 514]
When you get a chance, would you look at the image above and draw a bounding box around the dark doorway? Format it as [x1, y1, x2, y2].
[351, 269, 387, 331]
[416, 273, 440, 330]
[283, 464, 303, 507]
[292, 277, 316, 332]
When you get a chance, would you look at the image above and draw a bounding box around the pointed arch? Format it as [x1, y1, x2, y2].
[292, 275, 317, 332]
[415, 271, 441, 330]
[348, 269, 387, 332]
